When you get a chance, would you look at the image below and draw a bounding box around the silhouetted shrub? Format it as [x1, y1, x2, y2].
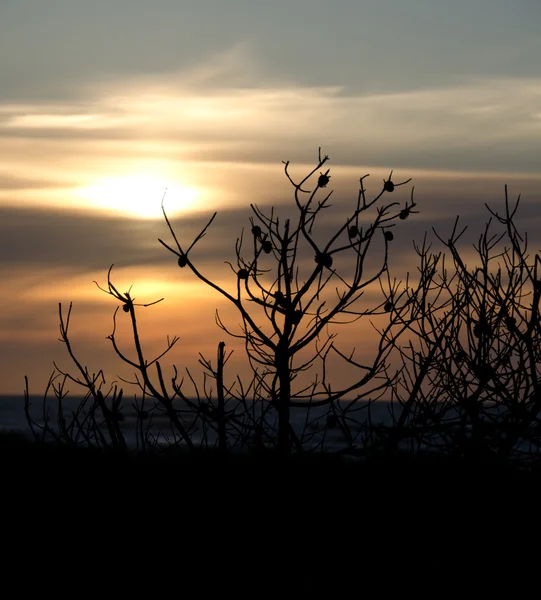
[22, 149, 541, 472]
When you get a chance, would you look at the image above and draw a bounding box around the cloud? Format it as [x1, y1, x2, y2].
[2, 45, 541, 395]
[2, 174, 541, 395]
[1, 58, 540, 174]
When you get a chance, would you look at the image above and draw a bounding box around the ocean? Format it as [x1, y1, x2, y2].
[3, 393, 540, 460]
[0, 393, 398, 452]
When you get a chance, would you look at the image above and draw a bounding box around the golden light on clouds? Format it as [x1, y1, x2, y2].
[1, 50, 541, 394]
[73, 173, 201, 219]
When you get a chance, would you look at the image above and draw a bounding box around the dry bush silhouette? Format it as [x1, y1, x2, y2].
[380, 187, 541, 469]
[24, 149, 421, 458]
[22, 149, 541, 469]
[155, 147, 423, 455]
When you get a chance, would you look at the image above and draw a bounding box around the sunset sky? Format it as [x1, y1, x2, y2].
[1, 0, 540, 396]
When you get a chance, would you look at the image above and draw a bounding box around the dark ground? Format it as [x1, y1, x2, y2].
[2, 430, 540, 594]
[3, 428, 540, 483]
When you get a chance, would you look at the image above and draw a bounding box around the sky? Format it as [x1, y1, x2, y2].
[1, 0, 540, 397]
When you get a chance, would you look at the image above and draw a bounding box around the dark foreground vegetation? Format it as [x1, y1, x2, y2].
[7, 149, 541, 494]
[5, 148, 541, 597]
[3, 425, 538, 593]
[4, 426, 541, 482]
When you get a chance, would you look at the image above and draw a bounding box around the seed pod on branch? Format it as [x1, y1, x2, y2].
[384, 179, 395, 193]
[348, 225, 359, 239]
[178, 254, 188, 268]
[314, 252, 333, 269]
[318, 170, 331, 188]
[291, 310, 303, 325]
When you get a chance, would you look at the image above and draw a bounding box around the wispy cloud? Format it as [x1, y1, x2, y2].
[1, 56, 540, 175]
[2, 44, 541, 394]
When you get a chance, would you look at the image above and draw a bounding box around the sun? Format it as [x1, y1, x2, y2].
[74, 174, 201, 219]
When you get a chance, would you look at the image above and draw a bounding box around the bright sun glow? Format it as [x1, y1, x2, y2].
[74, 174, 201, 219]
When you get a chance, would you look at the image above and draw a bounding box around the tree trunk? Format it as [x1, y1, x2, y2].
[276, 349, 291, 457]
[217, 341, 227, 457]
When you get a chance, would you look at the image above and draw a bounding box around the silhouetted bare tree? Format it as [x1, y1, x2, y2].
[26, 149, 540, 470]
[384, 186, 541, 467]
[158, 148, 419, 454]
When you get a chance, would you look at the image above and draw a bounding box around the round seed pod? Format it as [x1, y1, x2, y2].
[178, 254, 188, 268]
[399, 209, 409, 220]
[473, 320, 492, 338]
[252, 225, 262, 238]
[383, 180, 395, 193]
[473, 318, 492, 338]
[455, 350, 467, 363]
[315, 253, 333, 269]
[384, 231, 394, 241]
[291, 310, 303, 325]
[274, 291, 285, 305]
[262, 240, 272, 254]
[122, 304, 130, 313]
[505, 316, 517, 330]
[384, 301, 393, 312]
[348, 225, 359, 238]
[237, 268, 249, 280]
[318, 172, 331, 188]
